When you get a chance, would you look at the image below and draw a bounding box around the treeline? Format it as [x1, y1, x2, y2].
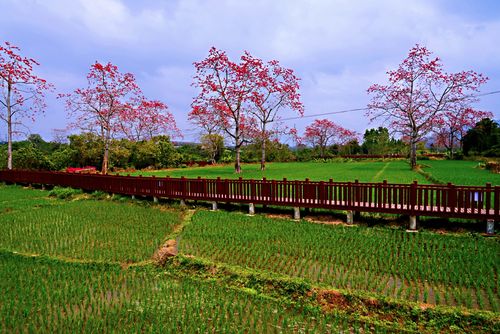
[2, 119, 497, 171]
[0, 127, 404, 171]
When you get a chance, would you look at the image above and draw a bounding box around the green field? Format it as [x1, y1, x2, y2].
[0, 183, 499, 333]
[181, 210, 500, 311]
[0, 184, 180, 262]
[128, 160, 500, 185]
[1, 252, 373, 334]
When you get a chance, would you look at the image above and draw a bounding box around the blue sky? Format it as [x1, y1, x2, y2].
[1, 0, 499, 142]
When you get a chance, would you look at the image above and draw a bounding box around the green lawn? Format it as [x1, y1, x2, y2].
[128, 160, 498, 185]
[180, 210, 500, 311]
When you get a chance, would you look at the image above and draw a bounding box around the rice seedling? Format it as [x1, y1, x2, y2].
[0, 252, 391, 334]
[0, 195, 181, 262]
[180, 210, 500, 311]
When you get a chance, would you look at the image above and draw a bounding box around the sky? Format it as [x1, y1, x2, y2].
[1, 0, 499, 143]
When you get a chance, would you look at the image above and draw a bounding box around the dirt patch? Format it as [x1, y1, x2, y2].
[419, 303, 435, 311]
[304, 215, 345, 225]
[316, 289, 350, 311]
[153, 239, 178, 266]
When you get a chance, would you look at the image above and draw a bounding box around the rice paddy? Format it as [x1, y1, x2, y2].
[0, 178, 499, 333]
[181, 210, 500, 311]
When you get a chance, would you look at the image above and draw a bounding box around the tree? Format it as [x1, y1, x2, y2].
[119, 99, 180, 141]
[367, 44, 487, 169]
[462, 118, 500, 156]
[62, 62, 141, 174]
[246, 55, 304, 170]
[302, 119, 358, 158]
[190, 47, 257, 173]
[0, 41, 53, 169]
[434, 107, 492, 158]
[362, 127, 391, 155]
[200, 133, 224, 163]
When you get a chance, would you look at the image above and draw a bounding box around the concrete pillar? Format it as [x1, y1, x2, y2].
[180, 199, 186, 207]
[41, 185, 45, 190]
[132, 195, 136, 200]
[486, 219, 495, 235]
[408, 216, 417, 231]
[211, 202, 218, 211]
[293, 207, 300, 221]
[347, 210, 354, 224]
[153, 196, 159, 203]
[249, 203, 255, 216]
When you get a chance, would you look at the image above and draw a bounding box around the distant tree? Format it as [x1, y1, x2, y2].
[434, 108, 493, 158]
[246, 54, 304, 170]
[68, 133, 104, 168]
[362, 127, 391, 155]
[462, 118, 500, 156]
[200, 133, 224, 163]
[367, 44, 487, 169]
[119, 99, 180, 141]
[62, 62, 142, 174]
[302, 119, 358, 158]
[190, 47, 257, 173]
[0, 41, 53, 169]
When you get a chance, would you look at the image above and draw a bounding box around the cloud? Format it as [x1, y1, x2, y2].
[0, 0, 498, 141]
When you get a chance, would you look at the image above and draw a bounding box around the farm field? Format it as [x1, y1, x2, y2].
[0, 184, 498, 333]
[0, 184, 181, 262]
[130, 160, 500, 186]
[1, 252, 372, 334]
[181, 210, 500, 311]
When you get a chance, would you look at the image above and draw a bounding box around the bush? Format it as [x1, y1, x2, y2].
[48, 186, 83, 199]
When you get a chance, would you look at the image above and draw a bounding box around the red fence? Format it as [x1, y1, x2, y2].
[0, 170, 498, 221]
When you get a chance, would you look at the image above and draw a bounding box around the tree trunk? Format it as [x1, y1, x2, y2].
[102, 129, 110, 174]
[260, 138, 266, 171]
[6, 83, 12, 170]
[234, 145, 241, 173]
[449, 132, 454, 160]
[410, 137, 417, 169]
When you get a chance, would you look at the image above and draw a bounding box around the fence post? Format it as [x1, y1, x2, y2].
[408, 181, 418, 231]
[180, 176, 186, 206]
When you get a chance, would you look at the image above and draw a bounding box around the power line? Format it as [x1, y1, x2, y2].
[278, 89, 500, 122]
[279, 107, 369, 122]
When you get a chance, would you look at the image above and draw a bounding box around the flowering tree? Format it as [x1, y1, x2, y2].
[0, 41, 53, 169]
[367, 44, 487, 169]
[246, 55, 304, 170]
[434, 108, 492, 158]
[190, 47, 257, 173]
[302, 118, 358, 158]
[62, 62, 141, 174]
[119, 99, 180, 142]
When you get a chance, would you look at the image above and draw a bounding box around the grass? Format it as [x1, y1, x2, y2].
[0, 184, 498, 332]
[421, 160, 500, 186]
[0, 252, 388, 334]
[128, 160, 498, 185]
[0, 185, 181, 262]
[180, 210, 500, 311]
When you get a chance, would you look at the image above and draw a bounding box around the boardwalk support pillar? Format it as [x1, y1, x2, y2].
[293, 207, 300, 221]
[180, 199, 186, 207]
[408, 216, 417, 231]
[132, 195, 136, 200]
[347, 210, 354, 224]
[211, 202, 218, 211]
[153, 196, 159, 203]
[486, 219, 495, 235]
[249, 203, 255, 216]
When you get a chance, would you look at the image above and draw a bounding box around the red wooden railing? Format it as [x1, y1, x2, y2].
[0, 170, 497, 220]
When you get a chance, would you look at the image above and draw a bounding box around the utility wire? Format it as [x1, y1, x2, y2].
[278, 89, 500, 122]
